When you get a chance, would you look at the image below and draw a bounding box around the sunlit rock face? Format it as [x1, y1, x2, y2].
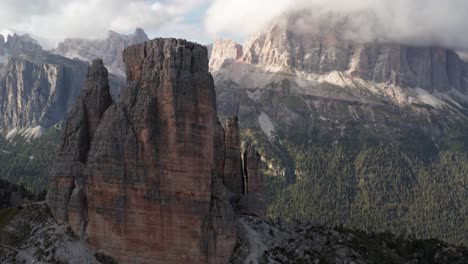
[239, 16, 468, 93]
[47, 38, 239, 264]
[211, 12, 468, 188]
[208, 38, 243, 72]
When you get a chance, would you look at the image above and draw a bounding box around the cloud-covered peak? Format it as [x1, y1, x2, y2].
[205, 0, 468, 52]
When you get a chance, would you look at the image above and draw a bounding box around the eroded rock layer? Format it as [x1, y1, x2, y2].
[208, 38, 243, 72]
[239, 16, 468, 93]
[47, 38, 240, 263]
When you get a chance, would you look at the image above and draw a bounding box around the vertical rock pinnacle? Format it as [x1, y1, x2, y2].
[47, 38, 238, 264]
[223, 116, 245, 194]
[46, 58, 113, 237]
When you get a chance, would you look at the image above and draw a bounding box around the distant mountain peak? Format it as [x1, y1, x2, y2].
[1, 33, 44, 55]
[210, 12, 468, 96]
[54, 28, 149, 77]
[0, 32, 125, 137]
[208, 38, 243, 72]
[134, 27, 147, 38]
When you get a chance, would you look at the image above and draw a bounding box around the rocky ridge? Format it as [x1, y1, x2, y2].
[209, 11, 468, 245]
[0, 33, 44, 57]
[239, 22, 468, 93]
[54, 28, 149, 77]
[47, 38, 265, 263]
[209, 11, 468, 93]
[211, 21, 468, 102]
[209, 11, 468, 176]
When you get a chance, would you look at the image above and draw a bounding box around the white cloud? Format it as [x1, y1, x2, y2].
[204, 0, 468, 51]
[1, 0, 468, 51]
[204, 0, 290, 38]
[0, 0, 210, 48]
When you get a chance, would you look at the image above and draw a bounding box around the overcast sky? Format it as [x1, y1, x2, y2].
[1, 0, 468, 51]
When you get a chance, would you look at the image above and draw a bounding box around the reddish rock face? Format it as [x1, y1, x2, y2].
[47, 59, 113, 230]
[223, 116, 245, 194]
[47, 39, 236, 264]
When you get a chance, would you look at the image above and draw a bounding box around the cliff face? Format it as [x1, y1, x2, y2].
[210, 11, 468, 184]
[54, 28, 149, 77]
[46, 59, 113, 234]
[209, 14, 468, 95]
[3, 33, 44, 56]
[0, 55, 88, 136]
[0, 34, 125, 138]
[239, 21, 468, 93]
[46, 38, 268, 263]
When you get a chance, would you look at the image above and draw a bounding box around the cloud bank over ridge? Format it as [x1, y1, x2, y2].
[205, 0, 468, 52]
[0, 0, 467, 52]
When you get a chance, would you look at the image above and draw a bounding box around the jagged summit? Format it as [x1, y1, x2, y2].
[107, 27, 148, 41]
[211, 11, 468, 111]
[212, 12, 468, 216]
[54, 28, 149, 77]
[208, 38, 243, 71]
[0, 33, 44, 56]
[240, 17, 468, 93]
[208, 11, 468, 94]
[74, 58, 113, 147]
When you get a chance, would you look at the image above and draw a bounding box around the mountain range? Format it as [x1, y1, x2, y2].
[54, 28, 149, 77]
[0, 36, 466, 264]
[0, 11, 467, 251]
[209, 12, 468, 245]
